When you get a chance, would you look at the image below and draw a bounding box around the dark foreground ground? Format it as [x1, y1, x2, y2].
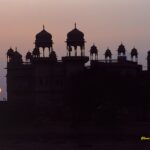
[0, 139, 149, 150]
[0, 122, 150, 150]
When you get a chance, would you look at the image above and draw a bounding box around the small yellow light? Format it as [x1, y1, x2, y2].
[141, 136, 150, 141]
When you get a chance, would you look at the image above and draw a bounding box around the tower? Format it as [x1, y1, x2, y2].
[117, 43, 126, 62]
[7, 47, 14, 62]
[62, 24, 89, 77]
[90, 44, 98, 61]
[104, 48, 112, 62]
[7, 48, 22, 64]
[147, 51, 150, 71]
[131, 47, 138, 62]
[26, 51, 32, 62]
[66, 23, 85, 57]
[35, 25, 53, 57]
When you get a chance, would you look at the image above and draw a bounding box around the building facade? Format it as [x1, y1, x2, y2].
[6, 25, 150, 122]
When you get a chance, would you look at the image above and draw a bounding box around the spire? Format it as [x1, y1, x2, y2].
[75, 22, 77, 29]
[43, 24, 45, 30]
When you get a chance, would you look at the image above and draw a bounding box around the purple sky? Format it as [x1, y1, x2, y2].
[0, 0, 150, 98]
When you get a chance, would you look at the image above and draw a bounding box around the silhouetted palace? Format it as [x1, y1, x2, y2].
[5, 25, 150, 124]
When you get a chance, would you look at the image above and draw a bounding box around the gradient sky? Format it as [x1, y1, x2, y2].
[0, 0, 150, 98]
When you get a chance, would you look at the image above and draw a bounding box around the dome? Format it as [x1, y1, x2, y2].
[14, 51, 22, 58]
[35, 26, 53, 49]
[118, 43, 126, 54]
[131, 47, 138, 54]
[7, 47, 14, 52]
[7, 47, 14, 62]
[90, 45, 98, 54]
[105, 48, 112, 58]
[105, 48, 111, 54]
[11, 50, 22, 63]
[26, 51, 32, 60]
[7, 47, 14, 56]
[66, 24, 85, 48]
[131, 47, 138, 58]
[36, 28, 52, 39]
[67, 28, 84, 40]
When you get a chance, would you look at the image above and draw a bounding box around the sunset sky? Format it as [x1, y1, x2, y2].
[0, 0, 150, 98]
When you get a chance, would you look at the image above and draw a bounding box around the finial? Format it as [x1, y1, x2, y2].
[75, 22, 77, 29]
[43, 24, 45, 30]
[15, 47, 17, 51]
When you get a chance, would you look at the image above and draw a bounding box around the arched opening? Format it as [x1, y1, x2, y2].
[45, 47, 50, 57]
